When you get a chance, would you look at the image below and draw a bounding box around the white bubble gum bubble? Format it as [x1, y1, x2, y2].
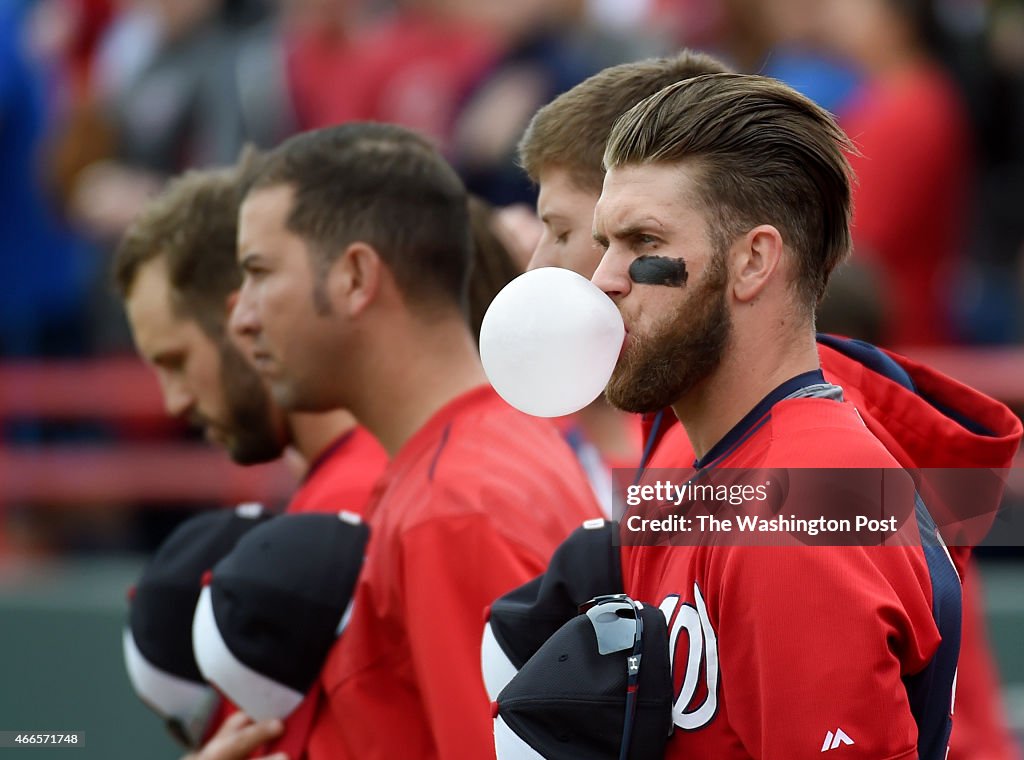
[480, 267, 625, 417]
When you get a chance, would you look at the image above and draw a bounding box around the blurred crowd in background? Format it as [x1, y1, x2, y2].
[3, 0, 1024, 555]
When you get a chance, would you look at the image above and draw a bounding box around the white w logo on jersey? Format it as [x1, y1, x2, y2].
[658, 582, 720, 730]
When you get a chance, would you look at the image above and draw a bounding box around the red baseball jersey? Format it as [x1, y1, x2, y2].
[307, 385, 601, 759]
[227, 426, 387, 759]
[627, 371, 952, 759]
[630, 340, 1020, 760]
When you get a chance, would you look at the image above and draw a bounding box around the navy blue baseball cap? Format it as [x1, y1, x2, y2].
[192, 511, 369, 720]
[123, 503, 273, 747]
[493, 598, 673, 760]
[483, 518, 623, 699]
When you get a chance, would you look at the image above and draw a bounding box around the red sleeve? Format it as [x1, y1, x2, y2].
[713, 546, 939, 759]
[399, 512, 548, 760]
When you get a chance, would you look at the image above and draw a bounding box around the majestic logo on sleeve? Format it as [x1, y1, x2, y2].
[821, 728, 855, 752]
[658, 583, 720, 730]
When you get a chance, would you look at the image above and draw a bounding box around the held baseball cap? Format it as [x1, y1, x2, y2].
[483, 518, 622, 699]
[493, 597, 673, 760]
[192, 511, 369, 721]
[123, 503, 273, 748]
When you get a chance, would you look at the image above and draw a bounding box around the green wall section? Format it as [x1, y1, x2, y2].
[0, 559, 177, 760]
[0, 557, 1021, 758]
[981, 564, 1024, 685]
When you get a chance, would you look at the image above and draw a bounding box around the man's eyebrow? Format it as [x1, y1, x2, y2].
[616, 225, 651, 240]
[238, 251, 263, 267]
[593, 230, 609, 247]
[611, 218, 665, 239]
[594, 223, 661, 246]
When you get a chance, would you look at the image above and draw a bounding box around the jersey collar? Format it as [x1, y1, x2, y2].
[694, 369, 827, 470]
[301, 429, 357, 484]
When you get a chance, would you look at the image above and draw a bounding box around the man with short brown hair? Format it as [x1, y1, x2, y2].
[116, 166, 389, 759]
[519, 50, 728, 277]
[231, 122, 600, 759]
[116, 169, 286, 464]
[116, 166, 386, 497]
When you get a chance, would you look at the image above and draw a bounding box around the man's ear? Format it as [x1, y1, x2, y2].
[731, 224, 784, 304]
[329, 242, 383, 317]
[224, 290, 239, 320]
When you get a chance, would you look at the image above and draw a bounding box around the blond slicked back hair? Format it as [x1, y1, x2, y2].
[605, 73, 856, 309]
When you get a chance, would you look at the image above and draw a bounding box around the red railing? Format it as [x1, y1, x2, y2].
[0, 356, 295, 507]
[1, 348, 1021, 507]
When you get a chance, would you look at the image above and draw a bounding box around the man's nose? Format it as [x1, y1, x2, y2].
[161, 375, 194, 419]
[229, 284, 260, 339]
[591, 250, 631, 301]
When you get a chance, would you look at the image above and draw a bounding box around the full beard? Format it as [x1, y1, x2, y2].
[219, 340, 285, 464]
[605, 258, 732, 414]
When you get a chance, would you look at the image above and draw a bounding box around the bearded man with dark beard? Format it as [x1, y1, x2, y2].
[587, 73, 966, 759]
